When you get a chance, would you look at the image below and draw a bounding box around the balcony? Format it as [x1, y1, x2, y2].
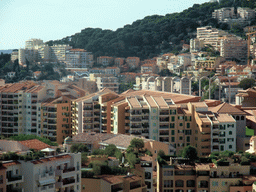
[6, 175, 23, 184]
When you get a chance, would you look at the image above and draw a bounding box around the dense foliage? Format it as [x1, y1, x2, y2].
[47, 0, 256, 59]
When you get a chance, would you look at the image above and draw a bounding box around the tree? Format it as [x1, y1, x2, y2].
[70, 144, 89, 153]
[182, 146, 198, 162]
[239, 78, 256, 90]
[126, 153, 137, 168]
[104, 144, 117, 157]
[158, 150, 165, 158]
[130, 138, 144, 153]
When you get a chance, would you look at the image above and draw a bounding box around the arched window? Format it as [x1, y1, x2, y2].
[241, 116, 245, 120]
[175, 180, 184, 187]
[236, 116, 240, 121]
[187, 180, 195, 187]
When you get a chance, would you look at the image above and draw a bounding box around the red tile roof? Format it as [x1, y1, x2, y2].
[18, 139, 52, 151]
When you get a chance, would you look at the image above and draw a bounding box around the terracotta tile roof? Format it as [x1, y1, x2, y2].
[216, 113, 235, 123]
[18, 139, 52, 151]
[209, 102, 245, 115]
[100, 175, 123, 184]
[31, 154, 71, 164]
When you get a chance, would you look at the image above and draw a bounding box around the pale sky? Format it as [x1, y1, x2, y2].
[0, 0, 209, 50]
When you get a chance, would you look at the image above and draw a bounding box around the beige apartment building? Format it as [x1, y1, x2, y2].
[0, 81, 86, 141]
[157, 157, 252, 192]
[219, 35, 247, 63]
[195, 56, 225, 70]
[72, 88, 248, 156]
[65, 48, 94, 68]
[97, 56, 114, 66]
[196, 26, 228, 50]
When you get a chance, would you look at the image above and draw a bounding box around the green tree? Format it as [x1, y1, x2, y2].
[104, 144, 117, 157]
[71, 144, 89, 153]
[239, 78, 256, 90]
[126, 153, 137, 168]
[130, 138, 144, 153]
[182, 146, 198, 162]
[158, 150, 165, 158]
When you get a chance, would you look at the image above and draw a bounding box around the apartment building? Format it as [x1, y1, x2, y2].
[21, 153, 81, 192]
[141, 64, 158, 74]
[219, 35, 247, 63]
[82, 173, 147, 192]
[96, 76, 119, 93]
[157, 157, 252, 192]
[114, 58, 125, 67]
[126, 57, 140, 69]
[65, 49, 94, 68]
[25, 38, 44, 49]
[0, 81, 86, 140]
[196, 26, 228, 49]
[190, 39, 204, 52]
[50, 44, 72, 63]
[0, 82, 46, 138]
[97, 56, 114, 66]
[72, 89, 119, 134]
[237, 7, 255, 20]
[156, 53, 175, 71]
[212, 7, 236, 22]
[195, 56, 225, 70]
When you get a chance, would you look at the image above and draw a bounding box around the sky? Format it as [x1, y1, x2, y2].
[0, 0, 210, 50]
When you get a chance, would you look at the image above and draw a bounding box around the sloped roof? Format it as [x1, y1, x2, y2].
[72, 132, 117, 144]
[209, 102, 245, 115]
[18, 139, 52, 151]
[99, 134, 151, 149]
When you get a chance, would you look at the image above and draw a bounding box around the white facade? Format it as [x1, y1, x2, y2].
[21, 153, 81, 192]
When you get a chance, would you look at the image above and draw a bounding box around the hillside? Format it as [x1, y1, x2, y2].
[47, 0, 256, 60]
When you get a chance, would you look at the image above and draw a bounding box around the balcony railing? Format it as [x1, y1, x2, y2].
[62, 178, 75, 185]
[63, 167, 75, 173]
[7, 175, 23, 182]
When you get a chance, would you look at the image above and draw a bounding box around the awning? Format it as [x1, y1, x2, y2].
[41, 148, 55, 152]
[39, 179, 55, 186]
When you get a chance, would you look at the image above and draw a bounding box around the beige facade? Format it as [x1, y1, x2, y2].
[157, 157, 252, 192]
[65, 49, 94, 68]
[219, 35, 247, 63]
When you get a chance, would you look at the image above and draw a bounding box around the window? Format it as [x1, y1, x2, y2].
[170, 123, 175, 128]
[220, 145, 224, 151]
[186, 180, 195, 187]
[179, 123, 183, 127]
[171, 137, 175, 142]
[171, 130, 175, 135]
[212, 181, 218, 186]
[241, 116, 245, 120]
[175, 180, 184, 187]
[186, 136, 190, 142]
[16, 169, 18, 174]
[178, 116, 184, 120]
[229, 145, 232, 149]
[229, 131, 232, 135]
[227, 138, 234, 142]
[179, 136, 183, 140]
[185, 130, 191, 135]
[186, 123, 190, 128]
[164, 171, 173, 176]
[195, 137, 198, 141]
[171, 116, 175, 122]
[164, 180, 173, 188]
